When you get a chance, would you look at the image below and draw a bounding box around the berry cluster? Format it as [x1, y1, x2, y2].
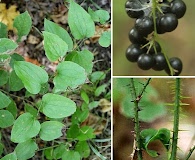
[125, 0, 186, 75]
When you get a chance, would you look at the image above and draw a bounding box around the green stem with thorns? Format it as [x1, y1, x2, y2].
[170, 78, 180, 160]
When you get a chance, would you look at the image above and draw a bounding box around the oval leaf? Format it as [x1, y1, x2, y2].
[11, 113, 41, 143]
[0, 70, 9, 86]
[99, 31, 111, 47]
[44, 19, 73, 51]
[68, 0, 95, 39]
[75, 141, 90, 158]
[53, 61, 87, 92]
[43, 31, 68, 62]
[15, 139, 38, 160]
[65, 50, 94, 74]
[40, 121, 64, 141]
[1, 152, 17, 160]
[14, 61, 48, 94]
[42, 93, 76, 118]
[13, 11, 32, 42]
[0, 38, 18, 54]
[62, 150, 80, 160]
[8, 70, 24, 91]
[0, 91, 11, 109]
[0, 22, 8, 38]
[0, 110, 14, 128]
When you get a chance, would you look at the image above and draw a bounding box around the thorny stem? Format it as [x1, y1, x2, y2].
[184, 145, 195, 160]
[170, 78, 180, 160]
[129, 78, 142, 160]
[129, 78, 151, 160]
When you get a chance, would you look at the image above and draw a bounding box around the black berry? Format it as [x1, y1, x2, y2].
[165, 57, 183, 76]
[126, 44, 144, 62]
[170, 0, 186, 19]
[128, 27, 147, 44]
[125, 0, 144, 18]
[137, 54, 155, 70]
[152, 52, 167, 71]
[135, 16, 154, 35]
[159, 13, 178, 32]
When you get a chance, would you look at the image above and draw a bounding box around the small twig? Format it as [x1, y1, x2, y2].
[184, 145, 195, 160]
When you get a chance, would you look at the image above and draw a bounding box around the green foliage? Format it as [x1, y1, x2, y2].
[43, 31, 68, 62]
[13, 11, 32, 42]
[14, 61, 48, 94]
[140, 128, 170, 157]
[68, 0, 95, 39]
[0, 0, 110, 158]
[99, 31, 111, 47]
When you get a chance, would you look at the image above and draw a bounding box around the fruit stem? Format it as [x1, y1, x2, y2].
[170, 78, 180, 160]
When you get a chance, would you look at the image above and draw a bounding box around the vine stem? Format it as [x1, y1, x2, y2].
[184, 145, 195, 160]
[129, 78, 142, 160]
[170, 78, 180, 160]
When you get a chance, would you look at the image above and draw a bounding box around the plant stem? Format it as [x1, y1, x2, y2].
[129, 78, 142, 160]
[170, 78, 180, 160]
[184, 145, 195, 160]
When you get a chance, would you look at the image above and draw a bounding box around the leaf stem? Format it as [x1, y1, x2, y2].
[170, 78, 180, 160]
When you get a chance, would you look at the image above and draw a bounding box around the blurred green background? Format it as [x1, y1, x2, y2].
[113, 0, 195, 76]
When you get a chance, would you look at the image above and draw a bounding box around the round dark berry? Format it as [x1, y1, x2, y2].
[135, 16, 154, 35]
[152, 52, 167, 71]
[126, 44, 144, 62]
[148, 41, 162, 54]
[165, 57, 182, 76]
[128, 27, 147, 44]
[159, 13, 178, 32]
[156, 17, 166, 34]
[161, 1, 171, 13]
[125, 0, 144, 18]
[137, 54, 155, 70]
[170, 0, 186, 19]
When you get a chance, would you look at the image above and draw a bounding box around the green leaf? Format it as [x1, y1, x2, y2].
[68, 0, 95, 39]
[24, 104, 38, 117]
[7, 99, 17, 118]
[10, 53, 25, 68]
[0, 110, 14, 128]
[81, 90, 89, 104]
[0, 38, 18, 54]
[11, 113, 41, 143]
[72, 107, 89, 124]
[0, 152, 17, 160]
[43, 31, 68, 62]
[0, 70, 9, 86]
[75, 141, 90, 158]
[99, 31, 111, 47]
[44, 19, 73, 51]
[14, 61, 48, 94]
[0, 22, 8, 38]
[15, 139, 38, 160]
[65, 50, 94, 74]
[62, 150, 81, 160]
[13, 11, 32, 42]
[88, 8, 110, 24]
[42, 93, 76, 118]
[53, 144, 67, 159]
[67, 124, 80, 139]
[8, 70, 24, 91]
[0, 143, 4, 155]
[140, 128, 170, 157]
[0, 91, 11, 109]
[90, 71, 106, 83]
[53, 61, 87, 92]
[77, 126, 95, 141]
[40, 121, 64, 141]
[88, 101, 99, 110]
[44, 148, 54, 160]
[95, 84, 107, 97]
